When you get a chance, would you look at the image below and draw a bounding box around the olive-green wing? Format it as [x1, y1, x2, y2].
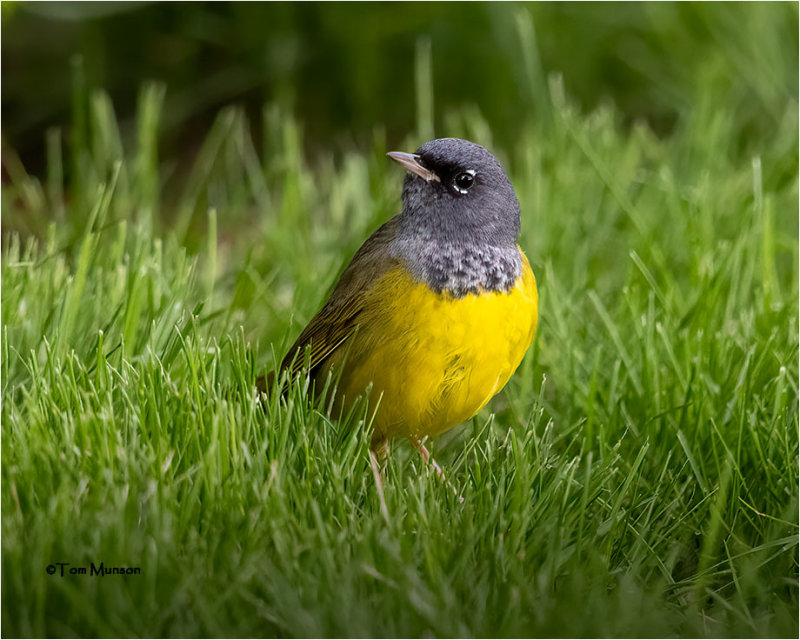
[278, 216, 402, 380]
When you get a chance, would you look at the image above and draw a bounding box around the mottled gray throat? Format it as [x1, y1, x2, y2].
[387, 138, 523, 298]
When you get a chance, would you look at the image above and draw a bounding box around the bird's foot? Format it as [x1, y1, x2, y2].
[411, 438, 463, 502]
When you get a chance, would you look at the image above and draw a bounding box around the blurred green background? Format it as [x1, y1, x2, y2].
[3, 1, 797, 178]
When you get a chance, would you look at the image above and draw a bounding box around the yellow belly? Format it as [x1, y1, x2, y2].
[321, 251, 538, 442]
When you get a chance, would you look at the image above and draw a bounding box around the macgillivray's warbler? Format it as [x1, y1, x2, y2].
[259, 138, 538, 472]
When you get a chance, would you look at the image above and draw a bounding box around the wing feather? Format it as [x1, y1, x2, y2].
[280, 216, 402, 378]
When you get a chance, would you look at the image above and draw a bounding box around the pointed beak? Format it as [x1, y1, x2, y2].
[386, 151, 440, 182]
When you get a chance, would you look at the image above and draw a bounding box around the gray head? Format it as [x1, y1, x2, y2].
[388, 138, 520, 247]
[387, 138, 523, 296]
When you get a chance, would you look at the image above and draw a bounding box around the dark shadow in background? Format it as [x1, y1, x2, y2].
[2, 1, 797, 175]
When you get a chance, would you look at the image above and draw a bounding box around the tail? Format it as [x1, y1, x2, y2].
[257, 344, 323, 401]
[257, 345, 316, 398]
[255, 370, 275, 396]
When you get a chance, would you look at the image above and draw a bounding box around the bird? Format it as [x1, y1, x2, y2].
[260, 137, 538, 473]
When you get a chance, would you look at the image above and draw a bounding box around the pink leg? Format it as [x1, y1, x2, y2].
[411, 438, 447, 482]
[410, 439, 464, 503]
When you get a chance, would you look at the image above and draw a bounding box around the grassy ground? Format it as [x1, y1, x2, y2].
[3, 36, 799, 639]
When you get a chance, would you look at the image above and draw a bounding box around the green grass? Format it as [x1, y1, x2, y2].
[3, 32, 799, 639]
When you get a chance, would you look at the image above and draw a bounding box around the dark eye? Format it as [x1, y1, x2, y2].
[454, 172, 475, 193]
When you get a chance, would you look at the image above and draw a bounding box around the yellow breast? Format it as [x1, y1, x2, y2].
[322, 250, 538, 442]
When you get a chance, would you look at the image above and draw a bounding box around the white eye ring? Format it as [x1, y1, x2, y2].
[453, 169, 476, 195]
